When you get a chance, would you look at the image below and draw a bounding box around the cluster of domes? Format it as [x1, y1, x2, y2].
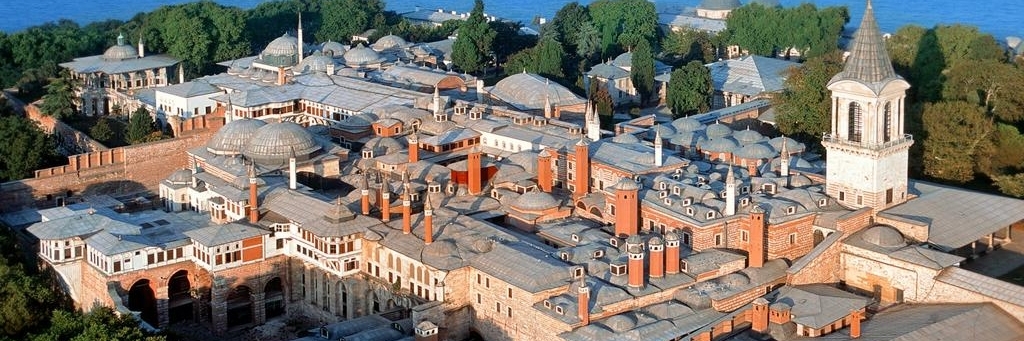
[102, 33, 139, 61]
[261, 33, 300, 67]
[294, 50, 336, 75]
[206, 119, 322, 167]
[343, 44, 385, 67]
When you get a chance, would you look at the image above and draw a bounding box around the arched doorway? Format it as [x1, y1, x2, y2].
[167, 270, 192, 324]
[128, 279, 158, 326]
[226, 286, 253, 328]
[813, 230, 825, 246]
[264, 278, 285, 319]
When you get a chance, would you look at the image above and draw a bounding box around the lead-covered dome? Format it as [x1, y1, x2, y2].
[343, 43, 385, 67]
[294, 51, 335, 75]
[321, 40, 347, 57]
[512, 191, 560, 211]
[672, 116, 705, 132]
[860, 225, 906, 248]
[242, 122, 321, 166]
[261, 33, 299, 67]
[103, 33, 138, 61]
[372, 34, 408, 51]
[207, 119, 268, 155]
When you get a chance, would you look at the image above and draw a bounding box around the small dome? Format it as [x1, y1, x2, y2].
[372, 34, 408, 51]
[699, 0, 742, 10]
[362, 136, 406, 156]
[321, 41, 347, 57]
[343, 43, 384, 67]
[649, 124, 676, 138]
[421, 239, 465, 270]
[243, 122, 321, 166]
[207, 119, 268, 155]
[706, 122, 733, 139]
[103, 45, 138, 61]
[672, 116, 706, 132]
[615, 178, 640, 191]
[512, 191, 560, 211]
[769, 136, 806, 153]
[167, 169, 192, 184]
[261, 33, 299, 67]
[471, 238, 493, 253]
[720, 272, 750, 287]
[733, 142, 776, 160]
[648, 236, 663, 246]
[670, 131, 707, 148]
[625, 234, 643, 245]
[612, 52, 633, 68]
[699, 136, 740, 153]
[860, 225, 906, 248]
[294, 51, 335, 75]
[733, 128, 766, 145]
[603, 314, 637, 332]
[612, 133, 642, 144]
[337, 113, 376, 130]
[665, 231, 680, 241]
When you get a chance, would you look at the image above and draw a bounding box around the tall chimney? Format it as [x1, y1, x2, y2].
[408, 133, 420, 163]
[297, 12, 304, 63]
[361, 173, 371, 215]
[476, 79, 484, 102]
[850, 309, 863, 338]
[277, 67, 286, 86]
[573, 137, 590, 198]
[649, 237, 664, 278]
[381, 189, 391, 222]
[614, 178, 640, 238]
[653, 128, 663, 167]
[627, 242, 645, 288]
[537, 150, 553, 193]
[247, 163, 259, 224]
[423, 195, 434, 244]
[576, 280, 590, 326]
[402, 187, 412, 234]
[178, 64, 185, 84]
[467, 146, 482, 194]
[665, 232, 680, 274]
[138, 37, 145, 58]
[725, 163, 736, 216]
[289, 156, 297, 190]
[749, 205, 767, 268]
[780, 136, 791, 187]
[751, 298, 770, 335]
[432, 86, 441, 115]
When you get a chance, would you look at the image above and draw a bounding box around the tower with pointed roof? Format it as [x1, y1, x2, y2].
[823, 0, 912, 210]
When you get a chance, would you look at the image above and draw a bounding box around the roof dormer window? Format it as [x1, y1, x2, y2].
[786, 206, 796, 215]
[592, 249, 604, 259]
[818, 198, 828, 207]
[571, 234, 580, 242]
[686, 207, 695, 216]
[706, 211, 716, 219]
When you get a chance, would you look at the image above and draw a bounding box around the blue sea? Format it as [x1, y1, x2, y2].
[0, 0, 1018, 41]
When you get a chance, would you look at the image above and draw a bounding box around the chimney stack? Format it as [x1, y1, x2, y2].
[381, 188, 391, 222]
[138, 37, 145, 58]
[467, 146, 482, 195]
[247, 163, 259, 224]
[423, 195, 434, 244]
[627, 241, 645, 288]
[573, 137, 590, 198]
[614, 178, 640, 238]
[277, 67, 286, 86]
[297, 12, 304, 63]
[751, 297, 770, 335]
[402, 187, 412, 234]
[850, 309, 863, 338]
[780, 136, 791, 187]
[649, 237, 664, 278]
[654, 128, 663, 167]
[576, 280, 590, 326]
[537, 150, 553, 193]
[408, 133, 420, 163]
[289, 156, 297, 190]
[665, 232, 680, 274]
[749, 205, 767, 268]
[725, 163, 736, 216]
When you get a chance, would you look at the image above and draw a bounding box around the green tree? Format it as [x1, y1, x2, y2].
[317, 0, 384, 43]
[574, 21, 601, 61]
[630, 40, 655, 104]
[665, 61, 712, 118]
[452, 0, 497, 74]
[39, 73, 76, 120]
[724, 3, 847, 59]
[0, 227, 65, 337]
[490, 21, 537, 66]
[921, 101, 993, 183]
[504, 37, 566, 80]
[993, 173, 1024, 198]
[664, 29, 718, 64]
[30, 308, 165, 341]
[773, 52, 844, 141]
[89, 118, 115, 143]
[588, 0, 659, 57]
[547, 2, 590, 55]
[944, 59, 1024, 121]
[125, 107, 155, 144]
[0, 115, 58, 182]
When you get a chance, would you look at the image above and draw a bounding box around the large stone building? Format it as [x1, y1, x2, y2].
[15, 2, 1024, 341]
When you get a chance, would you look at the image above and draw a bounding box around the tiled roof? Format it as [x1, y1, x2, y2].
[183, 222, 269, 246]
[262, 188, 375, 237]
[157, 81, 222, 98]
[471, 241, 572, 293]
[773, 284, 870, 329]
[706, 56, 798, 96]
[808, 303, 1024, 341]
[60, 54, 179, 74]
[829, 1, 901, 88]
[27, 213, 138, 240]
[936, 267, 1024, 307]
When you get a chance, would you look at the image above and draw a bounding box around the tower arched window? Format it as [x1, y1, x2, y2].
[883, 102, 893, 142]
[848, 102, 863, 143]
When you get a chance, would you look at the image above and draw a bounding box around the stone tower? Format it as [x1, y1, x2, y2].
[823, 0, 912, 210]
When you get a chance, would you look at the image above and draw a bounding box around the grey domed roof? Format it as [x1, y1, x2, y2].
[733, 142, 776, 160]
[721, 272, 750, 287]
[769, 136, 806, 153]
[103, 34, 138, 61]
[489, 73, 586, 111]
[648, 236, 663, 245]
[167, 169, 193, 184]
[372, 34, 408, 51]
[612, 52, 633, 68]
[263, 33, 298, 56]
[860, 225, 905, 248]
[665, 231, 679, 241]
[242, 122, 321, 166]
[612, 133, 642, 144]
[421, 239, 465, 270]
[603, 314, 637, 332]
[337, 113, 376, 129]
[650, 124, 676, 137]
[672, 116, 705, 132]
[699, 136, 740, 153]
[699, 0, 742, 10]
[321, 41, 347, 57]
[207, 119, 268, 155]
[343, 44, 385, 66]
[706, 122, 733, 139]
[294, 51, 335, 74]
[615, 177, 640, 191]
[670, 131, 707, 147]
[733, 128, 766, 145]
[512, 191, 560, 211]
[362, 136, 406, 155]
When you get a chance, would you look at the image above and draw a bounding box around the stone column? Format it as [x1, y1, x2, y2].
[156, 285, 170, 328]
[210, 278, 229, 334]
[251, 292, 266, 324]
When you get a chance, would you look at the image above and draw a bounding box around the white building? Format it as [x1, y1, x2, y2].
[154, 81, 223, 124]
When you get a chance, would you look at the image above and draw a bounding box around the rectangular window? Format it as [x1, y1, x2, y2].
[507, 307, 513, 318]
[507, 288, 513, 298]
[789, 233, 797, 245]
[496, 302, 501, 313]
[741, 230, 749, 242]
[485, 277, 490, 288]
[715, 234, 723, 246]
[477, 294, 481, 304]
[839, 191, 846, 201]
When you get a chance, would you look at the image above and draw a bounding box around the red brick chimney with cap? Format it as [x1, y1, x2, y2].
[627, 242, 645, 288]
[408, 133, 419, 163]
[576, 280, 590, 326]
[614, 178, 640, 238]
[748, 205, 767, 268]
[537, 149, 553, 193]
[402, 189, 412, 234]
[381, 188, 391, 222]
[649, 237, 664, 278]
[276, 66, 286, 86]
[751, 297, 770, 335]
[423, 195, 434, 244]
[665, 232, 680, 274]
[573, 138, 590, 197]
[247, 162, 259, 224]
[467, 146, 482, 194]
[414, 320, 439, 341]
[361, 174, 371, 215]
[850, 309, 863, 338]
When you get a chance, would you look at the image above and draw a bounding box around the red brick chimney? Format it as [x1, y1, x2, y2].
[247, 163, 259, 224]
[276, 66, 286, 86]
[361, 174, 371, 215]
[627, 241, 644, 288]
[649, 237, 664, 278]
[423, 195, 434, 245]
[381, 188, 391, 222]
[751, 297, 770, 335]
[850, 309, 863, 338]
[665, 232, 680, 274]
[576, 280, 590, 326]
[614, 178, 640, 238]
[408, 133, 419, 163]
[748, 205, 767, 268]
[468, 146, 482, 194]
[402, 188, 412, 234]
[573, 138, 590, 198]
[537, 149, 553, 193]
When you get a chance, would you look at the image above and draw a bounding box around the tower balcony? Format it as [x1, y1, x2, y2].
[822, 133, 913, 157]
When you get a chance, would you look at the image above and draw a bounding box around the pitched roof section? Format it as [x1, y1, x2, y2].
[830, 0, 899, 85]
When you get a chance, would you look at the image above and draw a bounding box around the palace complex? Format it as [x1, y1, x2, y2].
[8, 1, 1024, 341]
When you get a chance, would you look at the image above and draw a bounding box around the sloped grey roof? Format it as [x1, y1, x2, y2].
[936, 267, 1024, 307]
[401, 9, 465, 23]
[658, 13, 727, 33]
[586, 62, 630, 80]
[489, 73, 587, 111]
[262, 188, 375, 237]
[880, 180, 1024, 251]
[60, 54, 179, 75]
[773, 284, 869, 329]
[888, 246, 964, 270]
[183, 222, 269, 246]
[829, 1, 902, 89]
[27, 213, 138, 240]
[86, 231, 151, 256]
[158, 81, 222, 98]
[470, 241, 572, 293]
[811, 303, 1024, 341]
[707, 55, 798, 96]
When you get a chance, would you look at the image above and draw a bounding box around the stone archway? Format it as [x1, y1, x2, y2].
[167, 270, 193, 324]
[813, 230, 825, 246]
[128, 279, 158, 326]
[264, 277, 285, 319]
[589, 207, 603, 218]
[226, 285, 254, 328]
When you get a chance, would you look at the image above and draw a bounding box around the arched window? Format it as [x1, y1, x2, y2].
[848, 102, 863, 142]
[883, 102, 893, 142]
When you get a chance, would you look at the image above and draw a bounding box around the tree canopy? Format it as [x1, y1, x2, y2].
[126, 107, 158, 144]
[452, 0, 497, 74]
[588, 0, 658, 58]
[772, 51, 844, 142]
[630, 40, 656, 104]
[0, 114, 57, 182]
[665, 61, 713, 118]
[39, 73, 76, 120]
[724, 3, 848, 59]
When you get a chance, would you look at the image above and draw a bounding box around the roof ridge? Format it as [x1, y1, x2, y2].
[835, 0, 898, 84]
